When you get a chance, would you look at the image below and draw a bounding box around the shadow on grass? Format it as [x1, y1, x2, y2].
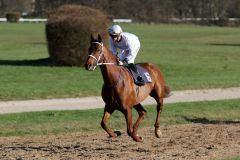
[182, 116, 240, 124]
[208, 43, 240, 47]
[0, 58, 53, 67]
[31, 42, 47, 45]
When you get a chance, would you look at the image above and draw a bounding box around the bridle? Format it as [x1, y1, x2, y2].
[88, 41, 123, 90]
[88, 42, 115, 70]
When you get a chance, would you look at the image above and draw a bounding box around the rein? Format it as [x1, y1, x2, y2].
[88, 42, 115, 66]
[88, 42, 123, 90]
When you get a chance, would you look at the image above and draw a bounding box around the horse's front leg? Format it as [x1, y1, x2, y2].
[123, 107, 142, 142]
[123, 107, 133, 137]
[101, 106, 117, 138]
[132, 104, 147, 142]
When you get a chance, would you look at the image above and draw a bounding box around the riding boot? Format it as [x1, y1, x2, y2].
[128, 63, 144, 85]
[128, 63, 138, 73]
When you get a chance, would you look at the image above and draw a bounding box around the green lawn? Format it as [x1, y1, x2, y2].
[0, 23, 240, 100]
[0, 99, 239, 137]
[225, 158, 240, 160]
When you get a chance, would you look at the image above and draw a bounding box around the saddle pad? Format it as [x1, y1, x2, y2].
[128, 65, 152, 83]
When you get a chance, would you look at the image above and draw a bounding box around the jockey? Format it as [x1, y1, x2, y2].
[108, 24, 144, 85]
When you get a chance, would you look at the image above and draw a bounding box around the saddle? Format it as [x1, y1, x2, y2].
[126, 64, 152, 86]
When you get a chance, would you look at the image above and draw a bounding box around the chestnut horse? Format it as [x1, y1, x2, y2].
[85, 35, 170, 142]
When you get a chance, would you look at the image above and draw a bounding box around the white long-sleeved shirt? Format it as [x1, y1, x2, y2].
[109, 32, 140, 64]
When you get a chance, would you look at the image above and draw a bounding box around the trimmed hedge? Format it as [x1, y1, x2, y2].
[46, 5, 109, 66]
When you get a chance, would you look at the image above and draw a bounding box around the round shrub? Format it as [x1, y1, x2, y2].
[6, 12, 21, 22]
[46, 5, 109, 66]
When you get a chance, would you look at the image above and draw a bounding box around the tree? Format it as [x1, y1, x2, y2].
[0, 0, 33, 16]
[227, 0, 240, 17]
[2, 0, 240, 24]
[0, 0, 4, 15]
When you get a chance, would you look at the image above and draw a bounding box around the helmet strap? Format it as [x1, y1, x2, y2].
[117, 34, 122, 42]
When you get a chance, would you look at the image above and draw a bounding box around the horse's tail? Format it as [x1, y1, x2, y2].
[164, 86, 172, 98]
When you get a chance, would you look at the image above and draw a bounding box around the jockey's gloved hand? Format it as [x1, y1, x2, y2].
[123, 58, 129, 64]
[118, 60, 123, 66]
[116, 56, 123, 66]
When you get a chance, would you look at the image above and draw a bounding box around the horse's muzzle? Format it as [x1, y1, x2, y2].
[85, 63, 96, 71]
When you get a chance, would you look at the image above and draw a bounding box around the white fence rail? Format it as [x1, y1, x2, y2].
[0, 18, 132, 23]
[0, 18, 6, 22]
[113, 19, 132, 23]
[1, 18, 240, 23]
[0, 18, 47, 23]
[19, 18, 47, 22]
[171, 17, 240, 22]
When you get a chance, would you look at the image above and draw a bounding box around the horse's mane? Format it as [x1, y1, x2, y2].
[90, 36, 118, 64]
[103, 45, 118, 64]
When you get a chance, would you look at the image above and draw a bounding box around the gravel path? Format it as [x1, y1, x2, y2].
[0, 88, 240, 160]
[1, 124, 240, 160]
[0, 87, 240, 114]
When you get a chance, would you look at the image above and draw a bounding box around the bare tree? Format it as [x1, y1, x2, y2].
[227, 0, 240, 17]
[0, 0, 4, 15]
[0, 0, 33, 16]
[6, 0, 239, 23]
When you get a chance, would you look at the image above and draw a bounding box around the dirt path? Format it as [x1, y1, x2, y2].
[0, 87, 240, 114]
[0, 87, 240, 160]
[0, 124, 239, 160]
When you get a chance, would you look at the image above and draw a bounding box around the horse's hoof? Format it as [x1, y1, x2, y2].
[109, 131, 122, 138]
[155, 129, 162, 138]
[109, 132, 117, 138]
[109, 134, 117, 138]
[114, 131, 122, 136]
[133, 135, 143, 142]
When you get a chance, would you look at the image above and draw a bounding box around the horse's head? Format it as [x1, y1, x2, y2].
[85, 34, 104, 71]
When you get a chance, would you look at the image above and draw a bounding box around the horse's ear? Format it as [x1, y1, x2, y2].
[90, 35, 94, 42]
[98, 34, 102, 42]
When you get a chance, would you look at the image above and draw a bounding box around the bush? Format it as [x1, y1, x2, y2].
[6, 12, 21, 23]
[46, 5, 109, 66]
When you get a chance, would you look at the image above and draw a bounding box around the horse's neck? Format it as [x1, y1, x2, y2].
[100, 47, 120, 84]
[102, 47, 118, 64]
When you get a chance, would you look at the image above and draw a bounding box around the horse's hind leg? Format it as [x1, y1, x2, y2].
[101, 105, 117, 137]
[150, 91, 164, 138]
[132, 104, 147, 141]
[155, 99, 163, 138]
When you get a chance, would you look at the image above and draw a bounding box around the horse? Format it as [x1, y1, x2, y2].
[85, 34, 170, 142]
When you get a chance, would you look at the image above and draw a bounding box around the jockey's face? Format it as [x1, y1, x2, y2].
[110, 34, 121, 42]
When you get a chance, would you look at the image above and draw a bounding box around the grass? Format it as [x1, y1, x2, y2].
[123, 23, 240, 90]
[224, 158, 240, 160]
[0, 23, 240, 100]
[0, 99, 239, 137]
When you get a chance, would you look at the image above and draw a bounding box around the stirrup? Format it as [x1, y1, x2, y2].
[137, 76, 144, 82]
[136, 76, 145, 86]
[135, 81, 145, 86]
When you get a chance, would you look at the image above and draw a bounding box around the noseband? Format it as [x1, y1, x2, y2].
[88, 42, 115, 69]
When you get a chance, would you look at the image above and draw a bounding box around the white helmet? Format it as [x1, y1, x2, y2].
[108, 25, 122, 35]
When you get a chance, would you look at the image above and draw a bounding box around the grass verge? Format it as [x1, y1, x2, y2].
[0, 23, 240, 100]
[0, 99, 239, 137]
